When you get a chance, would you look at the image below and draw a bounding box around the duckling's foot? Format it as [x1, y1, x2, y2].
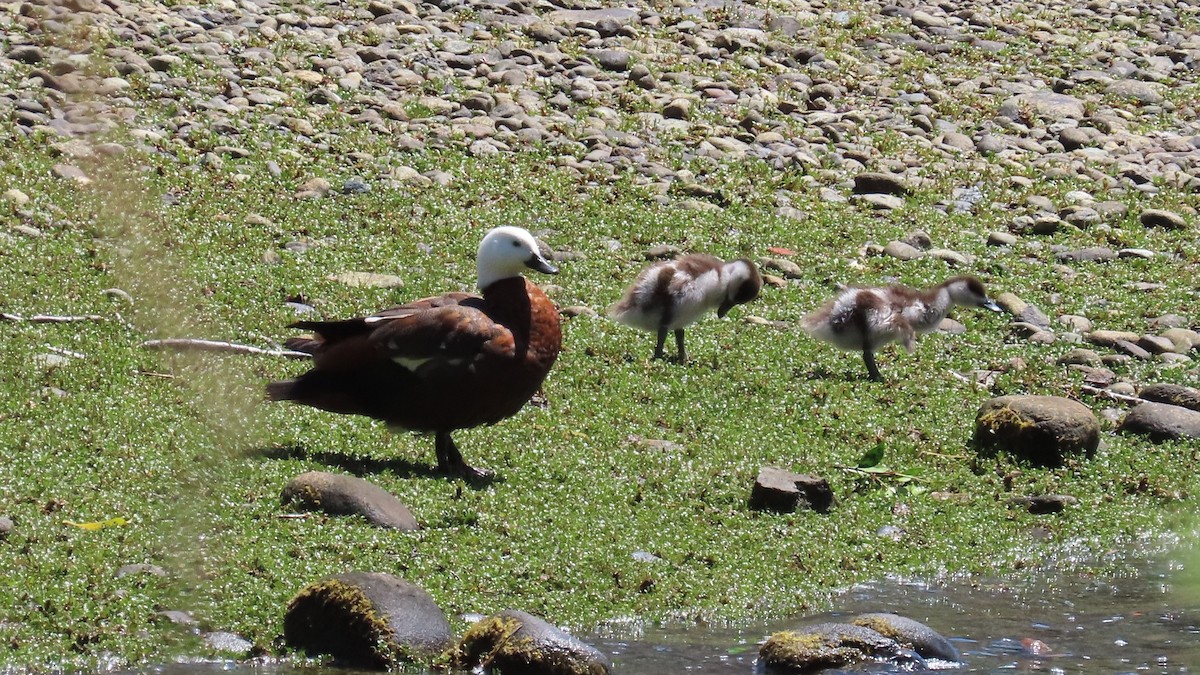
[653, 326, 669, 360]
[674, 329, 687, 363]
[863, 351, 884, 382]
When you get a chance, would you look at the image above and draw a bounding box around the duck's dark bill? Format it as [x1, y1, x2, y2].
[526, 256, 559, 275]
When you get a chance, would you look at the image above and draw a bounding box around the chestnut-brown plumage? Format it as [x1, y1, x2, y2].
[267, 227, 561, 480]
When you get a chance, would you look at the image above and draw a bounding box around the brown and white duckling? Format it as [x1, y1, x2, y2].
[267, 226, 562, 481]
[801, 275, 1001, 381]
[610, 254, 763, 361]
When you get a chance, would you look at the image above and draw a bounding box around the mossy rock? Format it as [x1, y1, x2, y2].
[449, 609, 612, 675]
[973, 395, 1099, 466]
[759, 622, 921, 673]
[281, 471, 418, 530]
[850, 613, 959, 662]
[283, 572, 452, 668]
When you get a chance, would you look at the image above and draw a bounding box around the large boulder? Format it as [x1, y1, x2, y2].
[283, 573, 452, 668]
[759, 622, 923, 673]
[973, 395, 1099, 466]
[281, 471, 418, 530]
[1119, 402, 1200, 442]
[450, 609, 612, 675]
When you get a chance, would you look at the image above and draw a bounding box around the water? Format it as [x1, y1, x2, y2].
[592, 555, 1200, 673]
[133, 553, 1200, 674]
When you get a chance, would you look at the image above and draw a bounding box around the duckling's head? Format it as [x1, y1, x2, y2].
[946, 276, 1002, 312]
[717, 259, 764, 318]
[477, 226, 559, 289]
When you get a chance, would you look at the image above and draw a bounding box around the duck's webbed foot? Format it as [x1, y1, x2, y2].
[435, 431, 494, 483]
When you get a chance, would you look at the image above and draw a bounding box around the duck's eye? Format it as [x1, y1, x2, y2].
[512, 240, 521, 248]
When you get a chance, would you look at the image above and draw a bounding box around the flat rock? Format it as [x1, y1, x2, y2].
[327, 271, 405, 289]
[1056, 247, 1116, 263]
[1120, 402, 1200, 442]
[0, 516, 12, 538]
[1139, 209, 1189, 230]
[450, 609, 612, 675]
[749, 466, 834, 513]
[203, 631, 255, 656]
[883, 240, 923, 260]
[851, 613, 959, 662]
[1086, 329, 1141, 349]
[284, 572, 452, 668]
[282, 472, 418, 530]
[760, 622, 921, 673]
[853, 172, 910, 195]
[1139, 384, 1200, 412]
[1007, 494, 1079, 514]
[974, 395, 1099, 466]
[999, 92, 1086, 122]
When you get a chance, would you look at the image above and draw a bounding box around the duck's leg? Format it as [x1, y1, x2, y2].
[653, 326, 668, 359]
[862, 349, 883, 382]
[435, 431, 492, 481]
[674, 328, 687, 362]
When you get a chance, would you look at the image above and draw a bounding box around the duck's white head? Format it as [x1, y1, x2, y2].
[945, 276, 1002, 312]
[717, 259, 764, 318]
[476, 226, 559, 289]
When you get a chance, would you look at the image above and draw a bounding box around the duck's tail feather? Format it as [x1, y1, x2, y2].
[265, 380, 297, 401]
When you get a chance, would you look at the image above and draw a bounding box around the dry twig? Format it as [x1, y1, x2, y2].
[140, 338, 312, 359]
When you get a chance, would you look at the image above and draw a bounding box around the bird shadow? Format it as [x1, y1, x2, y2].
[255, 444, 501, 489]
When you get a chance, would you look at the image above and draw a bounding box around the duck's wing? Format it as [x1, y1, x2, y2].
[286, 292, 477, 347]
[362, 298, 515, 374]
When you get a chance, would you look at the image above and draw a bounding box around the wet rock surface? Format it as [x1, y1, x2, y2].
[850, 612, 960, 662]
[759, 621, 923, 673]
[451, 609, 612, 675]
[281, 471, 418, 530]
[284, 572, 452, 668]
[974, 396, 1100, 466]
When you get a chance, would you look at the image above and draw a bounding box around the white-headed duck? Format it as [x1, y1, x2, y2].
[267, 226, 562, 480]
[801, 275, 1001, 381]
[610, 254, 763, 361]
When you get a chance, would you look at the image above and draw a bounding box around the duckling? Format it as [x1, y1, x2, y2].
[801, 275, 1002, 381]
[610, 254, 763, 362]
[267, 226, 562, 481]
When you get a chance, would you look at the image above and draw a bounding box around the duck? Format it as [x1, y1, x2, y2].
[609, 254, 763, 362]
[801, 275, 1002, 381]
[267, 226, 562, 480]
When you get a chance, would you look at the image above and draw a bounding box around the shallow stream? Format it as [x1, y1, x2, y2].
[136, 549, 1199, 674]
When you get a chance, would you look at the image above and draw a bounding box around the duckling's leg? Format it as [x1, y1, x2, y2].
[653, 326, 668, 359]
[435, 431, 492, 481]
[674, 329, 687, 362]
[862, 349, 884, 382]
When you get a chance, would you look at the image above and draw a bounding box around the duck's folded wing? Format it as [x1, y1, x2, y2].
[286, 292, 478, 348]
[365, 303, 514, 373]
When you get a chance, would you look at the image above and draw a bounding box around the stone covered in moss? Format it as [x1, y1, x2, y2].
[759, 622, 921, 672]
[450, 609, 612, 675]
[851, 612, 959, 662]
[283, 572, 451, 668]
[281, 471, 418, 530]
[973, 395, 1099, 466]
